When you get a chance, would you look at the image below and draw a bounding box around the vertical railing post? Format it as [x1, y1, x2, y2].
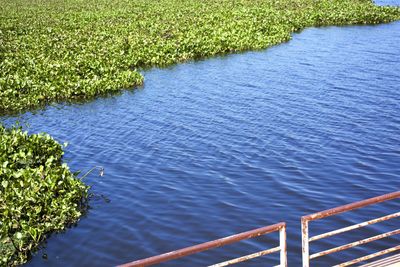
[279, 224, 287, 267]
[302, 218, 309, 267]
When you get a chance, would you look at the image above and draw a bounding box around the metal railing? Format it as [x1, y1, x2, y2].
[301, 191, 400, 267]
[118, 222, 287, 267]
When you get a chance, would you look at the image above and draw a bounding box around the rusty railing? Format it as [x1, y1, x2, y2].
[301, 191, 400, 267]
[119, 222, 287, 267]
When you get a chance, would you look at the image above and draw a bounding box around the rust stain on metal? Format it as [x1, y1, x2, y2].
[208, 246, 281, 267]
[119, 222, 286, 267]
[359, 253, 400, 267]
[310, 211, 400, 242]
[302, 191, 400, 266]
[310, 228, 400, 259]
[334, 245, 400, 267]
[301, 218, 309, 267]
[280, 224, 287, 267]
[119, 191, 399, 267]
[302, 191, 400, 221]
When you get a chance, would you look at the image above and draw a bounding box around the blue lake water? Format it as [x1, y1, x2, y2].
[4, 2, 400, 266]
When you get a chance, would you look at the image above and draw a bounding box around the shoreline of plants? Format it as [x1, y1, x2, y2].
[1, 0, 400, 115]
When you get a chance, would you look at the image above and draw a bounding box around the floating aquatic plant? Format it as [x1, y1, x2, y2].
[0, 125, 89, 266]
[0, 0, 399, 114]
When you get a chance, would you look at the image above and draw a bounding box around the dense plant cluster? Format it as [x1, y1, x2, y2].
[0, 125, 88, 266]
[0, 0, 399, 114]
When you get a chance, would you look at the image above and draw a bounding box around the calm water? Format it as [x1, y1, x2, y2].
[4, 4, 400, 267]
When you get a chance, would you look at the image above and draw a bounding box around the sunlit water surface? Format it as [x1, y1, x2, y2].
[4, 1, 400, 266]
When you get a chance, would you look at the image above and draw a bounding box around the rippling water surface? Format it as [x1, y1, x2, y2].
[4, 3, 400, 266]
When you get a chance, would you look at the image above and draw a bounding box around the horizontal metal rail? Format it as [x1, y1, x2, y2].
[119, 222, 287, 267]
[302, 191, 400, 222]
[208, 246, 280, 267]
[309, 212, 400, 242]
[302, 191, 400, 267]
[333, 245, 400, 267]
[359, 253, 400, 267]
[310, 229, 400, 259]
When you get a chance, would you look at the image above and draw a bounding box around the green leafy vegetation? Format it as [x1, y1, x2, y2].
[0, 125, 88, 266]
[0, 1, 400, 265]
[1, 0, 399, 114]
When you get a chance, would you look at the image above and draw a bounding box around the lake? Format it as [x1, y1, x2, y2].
[4, 1, 400, 266]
